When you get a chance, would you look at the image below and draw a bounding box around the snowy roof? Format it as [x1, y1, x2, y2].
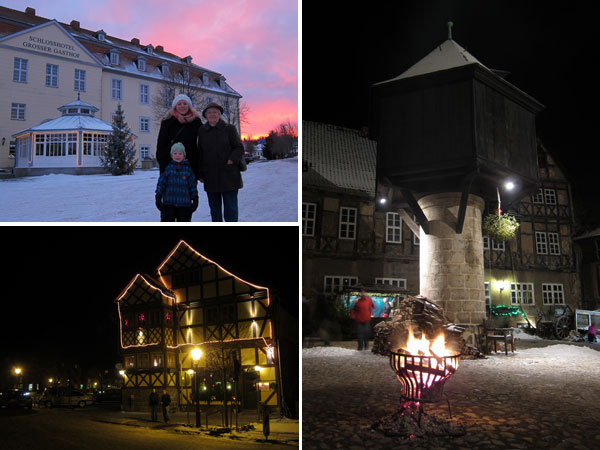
[59, 98, 99, 113]
[375, 39, 491, 85]
[13, 115, 113, 136]
[303, 121, 377, 198]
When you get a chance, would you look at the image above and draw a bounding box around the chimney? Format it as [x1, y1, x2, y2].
[155, 45, 163, 52]
[25, 7, 36, 15]
[70, 20, 80, 31]
[131, 38, 140, 46]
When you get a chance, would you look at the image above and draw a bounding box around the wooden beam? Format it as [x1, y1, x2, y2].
[398, 209, 420, 237]
[456, 177, 474, 234]
[400, 189, 430, 235]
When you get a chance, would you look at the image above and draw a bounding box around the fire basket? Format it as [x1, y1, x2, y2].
[371, 331, 465, 438]
[389, 349, 460, 403]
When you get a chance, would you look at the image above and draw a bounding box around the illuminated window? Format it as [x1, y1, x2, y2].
[138, 313, 146, 325]
[324, 276, 358, 294]
[339, 207, 357, 240]
[124, 355, 135, 368]
[385, 212, 402, 243]
[511, 283, 534, 305]
[151, 353, 163, 367]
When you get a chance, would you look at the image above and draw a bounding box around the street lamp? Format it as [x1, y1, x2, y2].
[191, 348, 202, 428]
[14, 368, 23, 389]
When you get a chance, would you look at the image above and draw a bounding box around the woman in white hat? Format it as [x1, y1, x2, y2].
[156, 94, 202, 180]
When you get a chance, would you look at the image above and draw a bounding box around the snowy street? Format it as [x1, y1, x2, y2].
[303, 339, 600, 449]
[0, 158, 297, 222]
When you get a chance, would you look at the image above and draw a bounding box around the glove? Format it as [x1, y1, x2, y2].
[191, 197, 199, 212]
[155, 194, 164, 212]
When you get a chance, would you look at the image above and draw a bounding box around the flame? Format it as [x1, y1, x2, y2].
[404, 329, 451, 357]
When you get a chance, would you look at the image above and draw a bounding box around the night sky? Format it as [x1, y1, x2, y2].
[1, 226, 298, 372]
[303, 1, 599, 226]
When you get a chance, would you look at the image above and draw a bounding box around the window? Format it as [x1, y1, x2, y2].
[339, 207, 357, 240]
[140, 145, 151, 160]
[511, 283, 534, 305]
[532, 188, 544, 204]
[124, 355, 135, 369]
[535, 232, 560, 255]
[83, 133, 109, 156]
[45, 64, 58, 87]
[13, 58, 28, 82]
[139, 84, 149, 104]
[109, 50, 120, 65]
[548, 232, 560, 255]
[324, 276, 358, 294]
[138, 354, 149, 369]
[151, 353, 163, 368]
[35, 134, 72, 157]
[11, 103, 26, 120]
[111, 78, 122, 100]
[535, 232, 547, 254]
[484, 282, 491, 309]
[140, 117, 150, 133]
[483, 236, 505, 251]
[544, 189, 557, 205]
[386, 212, 402, 243]
[74, 69, 86, 91]
[302, 203, 317, 236]
[137, 58, 146, 72]
[542, 284, 564, 305]
[375, 278, 406, 289]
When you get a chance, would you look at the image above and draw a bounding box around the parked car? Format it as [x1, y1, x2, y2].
[244, 152, 255, 164]
[41, 387, 94, 408]
[0, 389, 33, 410]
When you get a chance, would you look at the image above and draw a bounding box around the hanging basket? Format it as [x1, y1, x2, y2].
[483, 213, 520, 243]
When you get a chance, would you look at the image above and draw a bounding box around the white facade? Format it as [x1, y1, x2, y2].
[0, 8, 241, 171]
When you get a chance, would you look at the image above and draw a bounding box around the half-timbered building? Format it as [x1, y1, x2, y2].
[117, 240, 279, 412]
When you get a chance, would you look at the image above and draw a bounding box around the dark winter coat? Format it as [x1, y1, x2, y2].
[149, 392, 159, 406]
[197, 119, 244, 193]
[156, 116, 202, 179]
[155, 159, 198, 207]
[161, 393, 171, 406]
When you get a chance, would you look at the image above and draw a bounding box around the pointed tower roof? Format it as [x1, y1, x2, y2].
[376, 39, 490, 85]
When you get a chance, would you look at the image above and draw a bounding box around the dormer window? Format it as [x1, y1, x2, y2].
[96, 30, 106, 41]
[109, 49, 120, 65]
[202, 72, 209, 85]
[161, 62, 170, 76]
[137, 57, 146, 72]
[183, 55, 192, 64]
[145, 44, 154, 55]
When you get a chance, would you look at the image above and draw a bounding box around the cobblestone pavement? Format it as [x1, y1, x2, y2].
[302, 340, 600, 450]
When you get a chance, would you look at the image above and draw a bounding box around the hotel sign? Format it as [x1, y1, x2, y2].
[22, 35, 81, 59]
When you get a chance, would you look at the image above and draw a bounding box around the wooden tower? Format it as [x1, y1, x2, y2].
[117, 241, 280, 412]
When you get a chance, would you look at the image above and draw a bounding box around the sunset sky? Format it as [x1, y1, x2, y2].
[3, 0, 298, 139]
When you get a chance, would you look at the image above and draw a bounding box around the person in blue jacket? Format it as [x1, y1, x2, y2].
[155, 142, 199, 222]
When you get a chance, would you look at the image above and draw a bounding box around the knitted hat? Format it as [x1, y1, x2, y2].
[170, 142, 186, 157]
[172, 94, 193, 109]
[202, 102, 224, 118]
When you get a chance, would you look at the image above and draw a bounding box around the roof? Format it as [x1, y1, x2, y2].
[0, 6, 241, 98]
[376, 39, 490, 85]
[13, 115, 113, 136]
[302, 121, 377, 198]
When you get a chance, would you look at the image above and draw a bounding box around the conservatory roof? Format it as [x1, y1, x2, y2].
[13, 115, 114, 137]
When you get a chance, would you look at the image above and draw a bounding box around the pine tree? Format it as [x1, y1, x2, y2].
[101, 103, 137, 175]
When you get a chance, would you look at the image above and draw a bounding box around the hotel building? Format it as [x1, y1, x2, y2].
[0, 6, 241, 174]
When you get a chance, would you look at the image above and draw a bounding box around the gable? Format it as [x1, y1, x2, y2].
[0, 20, 101, 66]
[157, 240, 268, 295]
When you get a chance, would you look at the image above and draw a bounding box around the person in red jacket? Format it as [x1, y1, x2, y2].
[351, 290, 375, 350]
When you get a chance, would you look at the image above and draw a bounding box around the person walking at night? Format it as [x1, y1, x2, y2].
[197, 102, 245, 222]
[155, 142, 199, 222]
[588, 323, 597, 343]
[156, 94, 202, 180]
[161, 389, 171, 423]
[149, 388, 159, 422]
[350, 290, 375, 351]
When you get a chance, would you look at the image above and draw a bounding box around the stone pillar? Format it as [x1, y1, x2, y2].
[418, 192, 485, 324]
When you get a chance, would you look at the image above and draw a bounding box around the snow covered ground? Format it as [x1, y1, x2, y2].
[0, 158, 298, 222]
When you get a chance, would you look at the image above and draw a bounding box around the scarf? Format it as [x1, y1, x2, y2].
[173, 109, 196, 124]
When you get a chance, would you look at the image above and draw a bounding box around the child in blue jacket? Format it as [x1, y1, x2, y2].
[155, 142, 199, 222]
